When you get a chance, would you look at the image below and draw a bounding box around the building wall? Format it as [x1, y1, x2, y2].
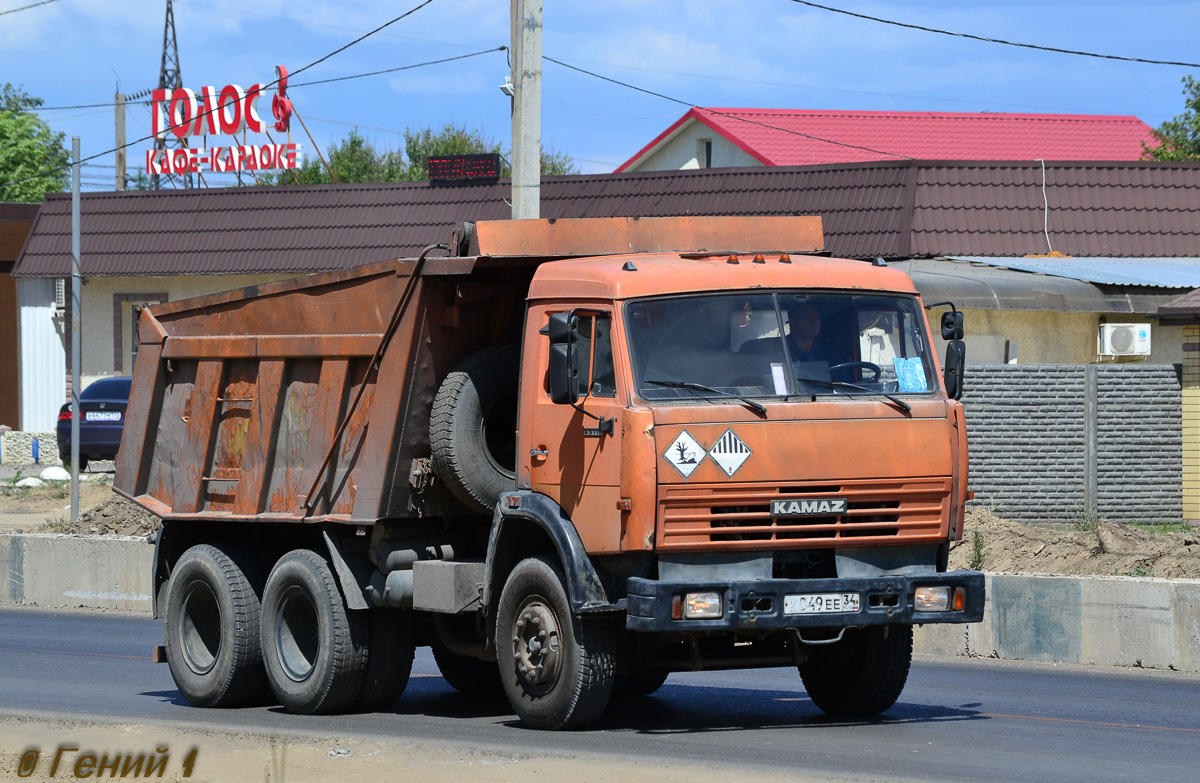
[628, 123, 762, 171]
[931, 309, 1181, 365]
[0, 270, 18, 428]
[16, 278, 66, 431]
[77, 273, 300, 387]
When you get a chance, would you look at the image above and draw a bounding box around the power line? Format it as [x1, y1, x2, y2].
[0, 0, 58, 16]
[0, 0, 439, 191]
[34, 48, 500, 112]
[542, 56, 913, 161]
[785, 0, 1200, 69]
[291, 47, 505, 88]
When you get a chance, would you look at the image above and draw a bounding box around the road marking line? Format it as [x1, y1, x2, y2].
[986, 712, 1200, 734]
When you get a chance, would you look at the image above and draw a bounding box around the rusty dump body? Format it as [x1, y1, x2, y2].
[115, 249, 530, 524]
[118, 216, 984, 730]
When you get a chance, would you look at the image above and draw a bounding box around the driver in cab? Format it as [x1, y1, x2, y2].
[786, 302, 824, 362]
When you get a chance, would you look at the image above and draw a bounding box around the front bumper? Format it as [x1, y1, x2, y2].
[626, 569, 984, 632]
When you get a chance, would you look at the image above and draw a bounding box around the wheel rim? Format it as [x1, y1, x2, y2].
[276, 585, 319, 682]
[178, 579, 221, 675]
[509, 594, 562, 696]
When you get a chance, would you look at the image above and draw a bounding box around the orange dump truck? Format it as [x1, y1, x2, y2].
[115, 216, 982, 730]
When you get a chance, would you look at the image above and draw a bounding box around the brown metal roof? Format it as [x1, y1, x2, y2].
[1157, 288, 1200, 321]
[13, 160, 1200, 278]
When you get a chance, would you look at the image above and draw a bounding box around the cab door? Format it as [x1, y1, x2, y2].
[522, 308, 624, 553]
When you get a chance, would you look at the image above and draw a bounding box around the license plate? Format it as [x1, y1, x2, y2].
[85, 411, 122, 422]
[784, 592, 861, 615]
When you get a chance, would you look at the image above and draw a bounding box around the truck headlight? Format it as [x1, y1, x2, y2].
[914, 586, 965, 612]
[683, 591, 723, 619]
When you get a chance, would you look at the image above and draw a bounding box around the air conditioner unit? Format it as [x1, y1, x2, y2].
[1098, 323, 1151, 356]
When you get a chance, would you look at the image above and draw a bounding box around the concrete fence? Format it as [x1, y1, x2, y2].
[964, 364, 1182, 523]
[2, 532, 1198, 673]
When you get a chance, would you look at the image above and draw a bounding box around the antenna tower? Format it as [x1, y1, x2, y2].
[152, 0, 190, 189]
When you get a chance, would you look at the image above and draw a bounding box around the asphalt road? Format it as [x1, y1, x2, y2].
[1, 606, 1197, 783]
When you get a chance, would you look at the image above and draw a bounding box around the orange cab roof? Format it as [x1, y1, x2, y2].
[526, 253, 920, 302]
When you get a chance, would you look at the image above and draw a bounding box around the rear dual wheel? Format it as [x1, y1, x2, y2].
[260, 549, 369, 714]
[163, 544, 265, 708]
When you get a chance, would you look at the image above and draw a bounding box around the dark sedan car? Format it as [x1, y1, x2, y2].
[56, 376, 133, 471]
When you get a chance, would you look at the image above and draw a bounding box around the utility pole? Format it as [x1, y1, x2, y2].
[114, 92, 126, 190]
[510, 0, 541, 219]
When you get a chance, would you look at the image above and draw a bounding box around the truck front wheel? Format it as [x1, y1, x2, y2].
[496, 555, 615, 730]
[798, 625, 912, 716]
[260, 549, 369, 714]
[163, 543, 265, 708]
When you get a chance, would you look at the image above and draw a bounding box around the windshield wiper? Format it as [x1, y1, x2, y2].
[793, 377, 912, 415]
[645, 379, 768, 416]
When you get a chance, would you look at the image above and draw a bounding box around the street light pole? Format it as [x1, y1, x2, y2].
[70, 137, 81, 522]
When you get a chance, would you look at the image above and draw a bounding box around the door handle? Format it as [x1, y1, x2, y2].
[530, 448, 549, 459]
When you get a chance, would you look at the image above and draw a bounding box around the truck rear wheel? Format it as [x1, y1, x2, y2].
[350, 608, 415, 712]
[430, 345, 519, 515]
[261, 549, 369, 715]
[496, 555, 615, 730]
[798, 625, 912, 716]
[163, 543, 265, 708]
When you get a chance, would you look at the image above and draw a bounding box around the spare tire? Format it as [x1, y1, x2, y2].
[431, 345, 519, 515]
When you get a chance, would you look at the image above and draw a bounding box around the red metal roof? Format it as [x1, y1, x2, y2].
[617, 109, 1158, 172]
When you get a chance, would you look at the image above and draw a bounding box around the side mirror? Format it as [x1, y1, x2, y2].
[941, 310, 964, 341]
[544, 312, 580, 405]
[944, 340, 965, 400]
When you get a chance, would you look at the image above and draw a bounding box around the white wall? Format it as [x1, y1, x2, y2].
[17, 278, 66, 431]
[626, 121, 762, 171]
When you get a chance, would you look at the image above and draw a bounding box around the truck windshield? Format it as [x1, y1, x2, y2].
[625, 292, 937, 402]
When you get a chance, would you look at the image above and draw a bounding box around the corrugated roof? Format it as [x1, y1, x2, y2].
[950, 257, 1200, 288]
[14, 160, 1200, 277]
[894, 258, 1178, 314]
[618, 109, 1157, 171]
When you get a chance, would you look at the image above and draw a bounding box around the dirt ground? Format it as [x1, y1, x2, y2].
[0, 712, 834, 783]
[0, 477, 158, 536]
[2, 477, 1198, 579]
[949, 507, 1200, 579]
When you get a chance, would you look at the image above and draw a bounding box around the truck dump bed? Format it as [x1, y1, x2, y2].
[113, 251, 532, 524]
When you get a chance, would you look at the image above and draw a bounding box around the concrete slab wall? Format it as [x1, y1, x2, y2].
[913, 573, 1200, 672]
[1, 533, 152, 611]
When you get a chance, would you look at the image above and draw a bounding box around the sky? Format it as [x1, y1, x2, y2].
[3, 0, 1200, 190]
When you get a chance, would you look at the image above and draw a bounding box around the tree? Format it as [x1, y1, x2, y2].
[0, 84, 70, 201]
[265, 124, 577, 185]
[402, 124, 503, 181]
[1143, 75, 1200, 161]
[263, 129, 405, 185]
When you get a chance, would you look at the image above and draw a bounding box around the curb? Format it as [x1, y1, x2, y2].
[2, 533, 1198, 672]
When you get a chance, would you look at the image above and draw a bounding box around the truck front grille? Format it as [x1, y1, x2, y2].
[658, 479, 949, 551]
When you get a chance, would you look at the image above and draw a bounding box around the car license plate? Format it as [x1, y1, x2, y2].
[784, 592, 861, 615]
[85, 411, 121, 422]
